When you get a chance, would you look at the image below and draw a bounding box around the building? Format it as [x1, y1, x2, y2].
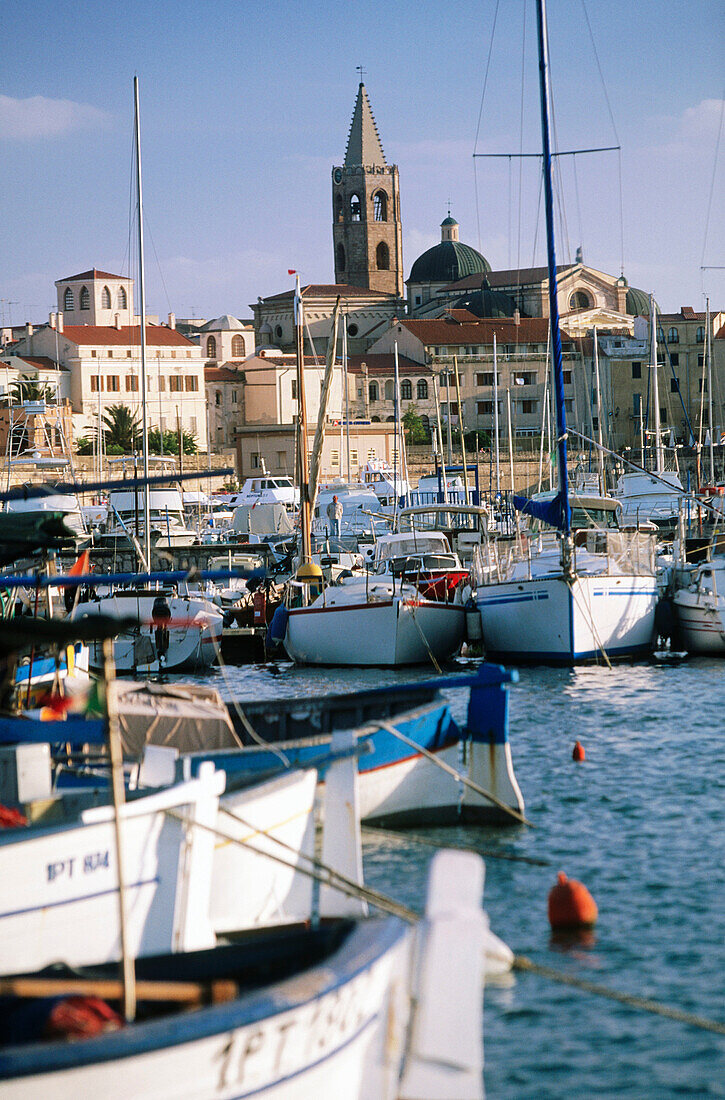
[347, 353, 436, 427]
[205, 365, 245, 449]
[236, 421, 399, 484]
[198, 315, 255, 363]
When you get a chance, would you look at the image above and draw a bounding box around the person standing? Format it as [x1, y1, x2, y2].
[326, 494, 343, 537]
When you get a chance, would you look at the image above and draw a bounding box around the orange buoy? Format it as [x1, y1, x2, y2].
[572, 740, 585, 762]
[548, 871, 598, 929]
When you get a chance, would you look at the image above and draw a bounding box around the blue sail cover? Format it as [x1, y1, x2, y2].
[513, 492, 571, 532]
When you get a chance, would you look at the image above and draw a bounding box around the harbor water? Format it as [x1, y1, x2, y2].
[190, 655, 724, 1098]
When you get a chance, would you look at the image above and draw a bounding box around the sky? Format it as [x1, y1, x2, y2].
[1, 0, 723, 328]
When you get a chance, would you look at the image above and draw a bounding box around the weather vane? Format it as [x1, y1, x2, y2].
[356, 65, 367, 82]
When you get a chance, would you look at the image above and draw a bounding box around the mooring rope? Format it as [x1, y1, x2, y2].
[513, 955, 725, 1035]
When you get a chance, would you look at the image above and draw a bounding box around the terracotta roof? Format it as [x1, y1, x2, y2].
[61, 324, 197, 348]
[259, 283, 395, 304]
[57, 268, 126, 283]
[398, 316, 560, 345]
[347, 354, 431, 376]
[17, 356, 68, 372]
[205, 366, 245, 382]
[657, 308, 707, 322]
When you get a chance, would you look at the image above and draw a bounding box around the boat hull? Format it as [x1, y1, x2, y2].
[672, 591, 725, 654]
[284, 598, 465, 666]
[476, 573, 657, 663]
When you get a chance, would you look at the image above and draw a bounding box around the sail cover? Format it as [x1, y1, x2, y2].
[513, 492, 571, 532]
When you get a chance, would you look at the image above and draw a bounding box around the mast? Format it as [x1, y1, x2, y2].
[393, 341, 400, 525]
[535, 0, 572, 568]
[133, 76, 151, 571]
[294, 274, 312, 564]
[650, 293, 664, 473]
[493, 333, 501, 495]
[453, 354, 471, 504]
[593, 326, 605, 492]
[706, 297, 715, 482]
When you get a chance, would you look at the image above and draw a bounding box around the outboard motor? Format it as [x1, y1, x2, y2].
[152, 594, 171, 664]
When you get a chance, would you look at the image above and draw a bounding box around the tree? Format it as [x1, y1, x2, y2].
[402, 404, 429, 445]
[148, 427, 198, 456]
[9, 375, 56, 404]
[102, 404, 142, 453]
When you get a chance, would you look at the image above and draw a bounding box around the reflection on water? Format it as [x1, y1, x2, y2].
[178, 655, 725, 1098]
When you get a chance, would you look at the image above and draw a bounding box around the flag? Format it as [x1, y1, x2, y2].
[288, 269, 296, 275]
[59, 550, 90, 588]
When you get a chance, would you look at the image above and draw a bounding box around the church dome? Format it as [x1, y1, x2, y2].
[453, 279, 517, 319]
[625, 286, 651, 316]
[409, 241, 491, 285]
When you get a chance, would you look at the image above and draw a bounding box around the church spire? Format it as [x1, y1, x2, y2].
[344, 83, 387, 168]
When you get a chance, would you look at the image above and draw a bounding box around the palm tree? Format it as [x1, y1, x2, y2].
[102, 404, 142, 453]
[9, 375, 56, 404]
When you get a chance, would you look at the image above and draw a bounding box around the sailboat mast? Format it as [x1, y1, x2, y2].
[593, 326, 605, 492]
[133, 76, 151, 570]
[650, 293, 664, 472]
[706, 296, 715, 482]
[535, 0, 572, 557]
[294, 274, 312, 564]
[493, 333, 501, 495]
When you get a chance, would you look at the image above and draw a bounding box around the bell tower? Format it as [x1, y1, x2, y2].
[332, 81, 403, 297]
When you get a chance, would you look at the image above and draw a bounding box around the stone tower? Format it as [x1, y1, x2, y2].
[332, 83, 403, 297]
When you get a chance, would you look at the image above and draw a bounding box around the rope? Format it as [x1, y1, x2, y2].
[513, 955, 725, 1036]
[374, 718, 533, 828]
[362, 825, 550, 866]
[403, 599, 443, 674]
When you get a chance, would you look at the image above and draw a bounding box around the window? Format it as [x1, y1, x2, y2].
[670, 378, 679, 393]
[101, 286, 111, 309]
[633, 394, 642, 416]
[215, 391, 222, 406]
[699, 378, 708, 393]
[275, 325, 283, 340]
[107, 350, 113, 358]
[698, 353, 705, 368]
[169, 376, 182, 392]
[401, 379, 412, 400]
[350, 193, 361, 221]
[206, 336, 217, 358]
[63, 287, 74, 311]
[668, 327, 679, 344]
[336, 243, 346, 271]
[90, 376, 102, 392]
[369, 381, 378, 402]
[592, 417, 599, 432]
[158, 376, 166, 391]
[251, 453, 261, 469]
[107, 375, 119, 392]
[660, 407, 667, 423]
[670, 353, 679, 367]
[564, 399, 573, 413]
[335, 193, 343, 222]
[376, 242, 390, 270]
[231, 334, 245, 357]
[117, 287, 127, 310]
[384, 379, 394, 401]
[449, 402, 459, 416]
[519, 399, 538, 415]
[514, 371, 536, 386]
[477, 400, 500, 416]
[476, 372, 498, 387]
[185, 376, 198, 391]
[170, 350, 176, 359]
[276, 450, 286, 469]
[291, 380, 297, 400]
[569, 290, 591, 310]
[80, 286, 90, 310]
[331, 450, 340, 467]
[126, 350, 132, 358]
[696, 326, 705, 343]
[125, 375, 138, 392]
[351, 449, 358, 466]
[563, 370, 572, 385]
[91, 350, 97, 358]
[417, 378, 428, 400]
[373, 190, 387, 221]
[232, 389, 238, 404]
[632, 362, 642, 379]
[190, 417, 197, 434]
[415, 295, 421, 306]
[347, 323, 358, 337]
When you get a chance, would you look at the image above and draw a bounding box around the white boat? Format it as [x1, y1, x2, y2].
[0, 849, 488, 1100]
[472, 0, 658, 665]
[71, 591, 223, 673]
[672, 556, 725, 654]
[231, 473, 299, 510]
[4, 483, 87, 540]
[104, 488, 198, 549]
[283, 574, 466, 666]
[359, 459, 409, 506]
[615, 469, 685, 529]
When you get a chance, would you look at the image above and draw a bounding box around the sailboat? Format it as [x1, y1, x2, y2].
[472, 0, 659, 664]
[280, 278, 465, 667]
[72, 80, 222, 674]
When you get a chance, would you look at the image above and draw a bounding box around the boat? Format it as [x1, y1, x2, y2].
[102, 487, 199, 549]
[472, 0, 659, 664]
[371, 529, 469, 600]
[672, 556, 725, 654]
[0, 849, 488, 1100]
[359, 458, 409, 507]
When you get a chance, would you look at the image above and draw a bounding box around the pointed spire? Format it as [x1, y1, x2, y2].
[344, 83, 387, 168]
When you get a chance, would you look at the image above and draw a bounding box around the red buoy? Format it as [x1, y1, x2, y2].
[572, 740, 585, 762]
[548, 871, 598, 928]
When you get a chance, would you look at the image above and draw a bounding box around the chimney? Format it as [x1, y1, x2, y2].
[114, 314, 122, 330]
[57, 312, 63, 333]
[26, 323, 33, 338]
[49, 312, 56, 329]
[514, 309, 521, 326]
[168, 312, 176, 330]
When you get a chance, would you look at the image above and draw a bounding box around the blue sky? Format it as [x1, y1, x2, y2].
[1, 0, 723, 326]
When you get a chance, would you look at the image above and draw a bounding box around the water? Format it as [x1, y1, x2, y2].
[192, 656, 725, 1098]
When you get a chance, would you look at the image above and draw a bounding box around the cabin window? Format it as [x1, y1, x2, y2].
[206, 336, 217, 358]
[80, 286, 90, 310]
[373, 190, 388, 221]
[63, 287, 74, 311]
[401, 379, 412, 400]
[417, 379, 428, 400]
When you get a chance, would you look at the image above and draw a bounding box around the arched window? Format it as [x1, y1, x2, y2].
[569, 290, 591, 310]
[420, 414, 430, 432]
[80, 286, 90, 310]
[384, 379, 394, 401]
[371, 415, 381, 422]
[231, 334, 245, 357]
[350, 193, 361, 222]
[668, 327, 679, 344]
[376, 242, 390, 271]
[335, 193, 344, 222]
[336, 243, 346, 271]
[206, 335, 217, 358]
[63, 287, 74, 311]
[101, 286, 111, 309]
[373, 191, 387, 221]
[696, 326, 705, 343]
[385, 415, 395, 423]
[417, 378, 428, 400]
[117, 287, 127, 310]
[401, 379, 412, 400]
[368, 381, 378, 402]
